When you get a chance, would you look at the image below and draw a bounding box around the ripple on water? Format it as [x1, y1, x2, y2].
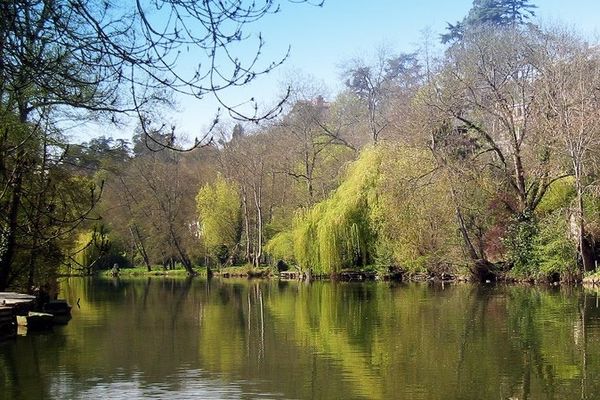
[47, 368, 288, 400]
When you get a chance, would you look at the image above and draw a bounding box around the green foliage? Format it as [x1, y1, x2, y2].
[267, 147, 382, 274]
[72, 227, 128, 272]
[374, 145, 460, 272]
[0, 110, 109, 288]
[504, 177, 582, 279]
[584, 193, 600, 252]
[196, 175, 242, 263]
[65, 136, 131, 173]
[267, 144, 463, 274]
[214, 245, 231, 265]
[503, 212, 539, 275]
[532, 212, 577, 278]
[536, 177, 575, 215]
[73, 231, 101, 269]
[505, 209, 577, 280]
[265, 231, 295, 263]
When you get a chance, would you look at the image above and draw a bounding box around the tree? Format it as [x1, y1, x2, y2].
[0, 115, 100, 289]
[196, 175, 242, 265]
[276, 94, 355, 204]
[219, 132, 272, 267]
[0, 0, 319, 289]
[100, 144, 206, 274]
[442, 0, 537, 43]
[536, 30, 600, 272]
[268, 147, 383, 275]
[343, 49, 423, 144]
[424, 26, 573, 277]
[64, 137, 131, 174]
[1, 1, 322, 127]
[97, 139, 218, 272]
[68, 225, 128, 275]
[100, 167, 156, 272]
[433, 28, 562, 217]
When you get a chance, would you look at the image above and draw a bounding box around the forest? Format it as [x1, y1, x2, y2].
[2, 0, 600, 291]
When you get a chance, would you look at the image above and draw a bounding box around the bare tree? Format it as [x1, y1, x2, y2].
[430, 27, 564, 218]
[219, 130, 270, 266]
[276, 95, 355, 204]
[343, 47, 423, 144]
[536, 30, 600, 272]
[0, 1, 323, 129]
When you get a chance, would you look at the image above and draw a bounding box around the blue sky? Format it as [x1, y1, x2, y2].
[91, 0, 600, 143]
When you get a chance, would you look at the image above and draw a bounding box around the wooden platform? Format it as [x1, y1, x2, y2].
[338, 271, 377, 281]
[0, 292, 36, 314]
[279, 271, 304, 280]
[17, 312, 54, 330]
[0, 293, 72, 336]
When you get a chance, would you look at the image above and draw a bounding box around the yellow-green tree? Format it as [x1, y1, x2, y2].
[267, 147, 382, 274]
[197, 176, 242, 264]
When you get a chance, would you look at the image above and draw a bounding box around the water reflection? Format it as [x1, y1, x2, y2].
[1, 278, 600, 399]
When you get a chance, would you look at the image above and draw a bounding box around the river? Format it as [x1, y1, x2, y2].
[1, 277, 600, 399]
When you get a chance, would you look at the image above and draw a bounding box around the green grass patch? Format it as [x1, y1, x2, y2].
[99, 265, 207, 277]
[214, 264, 275, 278]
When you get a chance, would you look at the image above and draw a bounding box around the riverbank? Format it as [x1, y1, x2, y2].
[97, 265, 273, 279]
[93, 264, 600, 286]
[97, 265, 466, 283]
[99, 266, 204, 278]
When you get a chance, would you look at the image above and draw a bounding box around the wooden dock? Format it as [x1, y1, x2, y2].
[0, 292, 36, 315]
[279, 271, 305, 280]
[279, 270, 379, 281]
[338, 270, 377, 281]
[0, 292, 72, 337]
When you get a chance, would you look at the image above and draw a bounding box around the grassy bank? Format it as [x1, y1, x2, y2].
[98, 264, 275, 279]
[99, 265, 207, 278]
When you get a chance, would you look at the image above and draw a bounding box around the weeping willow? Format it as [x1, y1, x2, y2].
[267, 143, 464, 274]
[69, 226, 125, 272]
[264, 230, 294, 262]
[269, 147, 383, 274]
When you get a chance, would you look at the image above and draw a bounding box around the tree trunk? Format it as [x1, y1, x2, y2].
[241, 190, 251, 263]
[253, 185, 263, 268]
[26, 251, 37, 294]
[130, 225, 151, 271]
[575, 165, 594, 272]
[448, 176, 480, 262]
[304, 150, 314, 202]
[512, 149, 528, 211]
[170, 226, 194, 275]
[0, 168, 23, 290]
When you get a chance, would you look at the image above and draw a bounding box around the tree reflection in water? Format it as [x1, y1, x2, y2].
[1, 278, 599, 399]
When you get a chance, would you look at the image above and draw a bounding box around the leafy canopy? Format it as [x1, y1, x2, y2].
[441, 0, 537, 43]
[196, 176, 242, 259]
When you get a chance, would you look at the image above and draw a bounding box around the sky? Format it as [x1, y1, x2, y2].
[83, 0, 600, 143]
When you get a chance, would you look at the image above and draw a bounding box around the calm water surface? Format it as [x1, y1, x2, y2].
[1, 278, 600, 399]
